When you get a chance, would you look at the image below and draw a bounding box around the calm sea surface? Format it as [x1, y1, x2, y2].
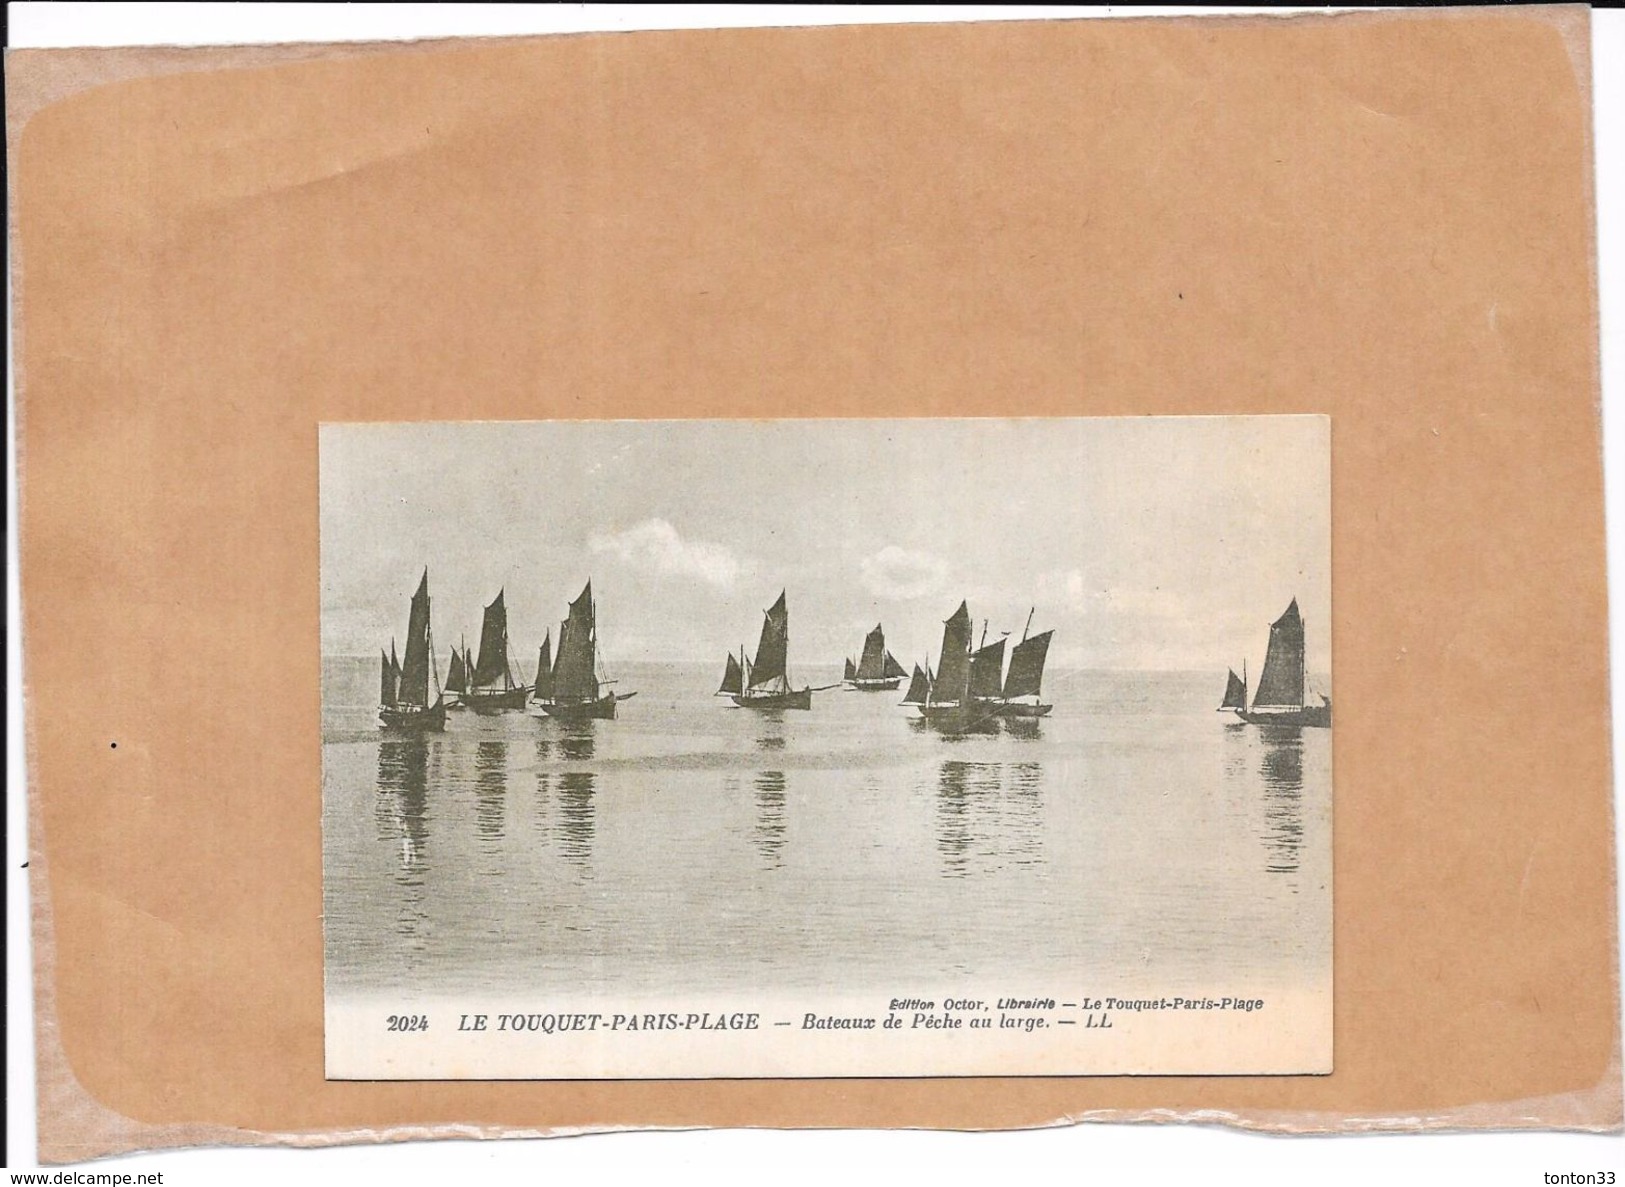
[323, 660, 1330, 998]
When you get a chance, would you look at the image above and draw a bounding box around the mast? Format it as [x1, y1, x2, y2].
[428, 619, 442, 699]
[1302, 615, 1309, 707]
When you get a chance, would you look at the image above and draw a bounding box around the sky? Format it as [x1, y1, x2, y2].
[320, 417, 1330, 674]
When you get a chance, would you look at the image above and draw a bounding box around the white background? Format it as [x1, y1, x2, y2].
[7, 5, 1623, 1184]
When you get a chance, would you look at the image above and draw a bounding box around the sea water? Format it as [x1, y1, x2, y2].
[322, 659, 1330, 999]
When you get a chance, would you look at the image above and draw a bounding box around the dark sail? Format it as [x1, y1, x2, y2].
[1221, 667, 1247, 710]
[534, 632, 554, 701]
[397, 570, 433, 707]
[379, 649, 398, 707]
[446, 648, 466, 694]
[856, 625, 887, 680]
[933, 601, 973, 705]
[749, 591, 789, 689]
[1003, 630, 1053, 700]
[553, 582, 598, 701]
[719, 652, 743, 695]
[883, 652, 907, 679]
[844, 657, 857, 681]
[1253, 598, 1306, 708]
[968, 637, 1007, 700]
[902, 664, 929, 705]
[472, 590, 511, 689]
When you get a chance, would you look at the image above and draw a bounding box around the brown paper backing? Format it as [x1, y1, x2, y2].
[8, 6, 1620, 1162]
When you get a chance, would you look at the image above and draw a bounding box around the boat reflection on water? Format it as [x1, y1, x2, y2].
[526, 725, 597, 866]
[754, 770, 788, 869]
[934, 759, 1045, 878]
[755, 718, 788, 752]
[473, 740, 507, 845]
[1258, 727, 1305, 878]
[936, 760, 977, 875]
[374, 737, 433, 944]
[557, 770, 596, 866]
[555, 721, 597, 762]
[1001, 717, 1044, 742]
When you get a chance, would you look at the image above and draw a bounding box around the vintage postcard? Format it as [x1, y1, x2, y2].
[320, 416, 1331, 1079]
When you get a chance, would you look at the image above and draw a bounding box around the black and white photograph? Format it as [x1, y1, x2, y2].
[320, 416, 1332, 1078]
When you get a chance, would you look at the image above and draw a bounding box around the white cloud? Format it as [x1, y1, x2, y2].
[589, 518, 746, 589]
[860, 545, 949, 600]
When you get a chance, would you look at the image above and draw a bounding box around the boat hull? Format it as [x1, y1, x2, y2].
[992, 700, 1053, 718]
[540, 692, 635, 721]
[1235, 703, 1331, 729]
[847, 677, 902, 691]
[379, 697, 448, 732]
[463, 686, 531, 714]
[916, 702, 1001, 733]
[733, 688, 814, 711]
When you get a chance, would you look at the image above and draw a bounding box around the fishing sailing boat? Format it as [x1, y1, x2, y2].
[918, 601, 999, 731]
[844, 624, 908, 690]
[1224, 598, 1331, 727]
[378, 569, 447, 731]
[995, 610, 1054, 718]
[722, 591, 834, 710]
[463, 589, 530, 713]
[536, 580, 636, 721]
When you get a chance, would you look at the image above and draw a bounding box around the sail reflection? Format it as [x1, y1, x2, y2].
[936, 760, 974, 876]
[557, 723, 597, 762]
[1258, 729, 1305, 877]
[754, 770, 788, 868]
[374, 738, 431, 944]
[932, 760, 1043, 877]
[473, 740, 507, 845]
[1001, 717, 1044, 742]
[557, 770, 596, 865]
